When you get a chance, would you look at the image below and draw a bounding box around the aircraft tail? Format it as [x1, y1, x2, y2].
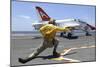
[36, 6, 51, 21]
[87, 24, 96, 30]
[78, 20, 96, 30]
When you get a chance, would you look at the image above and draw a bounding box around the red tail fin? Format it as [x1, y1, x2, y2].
[36, 6, 51, 21]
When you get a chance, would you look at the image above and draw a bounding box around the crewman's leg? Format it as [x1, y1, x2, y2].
[19, 44, 46, 64]
[52, 39, 60, 56]
[28, 45, 46, 58]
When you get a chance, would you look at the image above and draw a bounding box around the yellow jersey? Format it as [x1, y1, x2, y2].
[39, 24, 70, 41]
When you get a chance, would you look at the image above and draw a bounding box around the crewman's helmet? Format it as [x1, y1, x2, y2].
[48, 18, 56, 25]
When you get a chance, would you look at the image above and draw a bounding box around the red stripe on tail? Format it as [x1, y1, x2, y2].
[36, 6, 51, 21]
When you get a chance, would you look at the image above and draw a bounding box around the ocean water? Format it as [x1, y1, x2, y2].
[11, 30, 96, 37]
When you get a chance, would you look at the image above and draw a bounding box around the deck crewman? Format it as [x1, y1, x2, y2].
[19, 18, 73, 63]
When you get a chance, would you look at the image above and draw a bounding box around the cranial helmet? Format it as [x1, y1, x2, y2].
[49, 18, 56, 25]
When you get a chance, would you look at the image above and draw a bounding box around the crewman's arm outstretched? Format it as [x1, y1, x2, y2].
[55, 26, 71, 32]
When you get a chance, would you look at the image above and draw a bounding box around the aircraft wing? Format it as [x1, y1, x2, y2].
[55, 19, 80, 28]
[32, 19, 80, 30]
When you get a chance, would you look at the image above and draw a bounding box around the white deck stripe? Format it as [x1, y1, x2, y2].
[50, 56, 80, 62]
[63, 45, 95, 53]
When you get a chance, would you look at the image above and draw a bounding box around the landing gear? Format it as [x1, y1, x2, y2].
[60, 32, 66, 37]
[60, 32, 73, 38]
[86, 32, 91, 36]
[67, 33, 72, 38]
[84, 25, 91, 36]
[60, 32, 78, 39]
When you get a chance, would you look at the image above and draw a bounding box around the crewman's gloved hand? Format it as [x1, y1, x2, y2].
[65, 27, 74, 30]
